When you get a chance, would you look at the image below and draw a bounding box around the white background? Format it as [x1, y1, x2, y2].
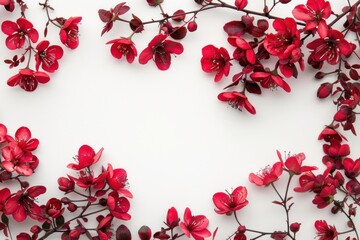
[0, 0, 359, 239]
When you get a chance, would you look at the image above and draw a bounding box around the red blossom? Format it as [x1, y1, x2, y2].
[106, 164, 133, 198]
[1, 18, 39, 50]
[292, 0, 331, 36]
[249, 161, 283, 186]
[0, 123, 7, 143]
[6, 126, 39, 152]
[45, 198, 64, 219]
[107, 38, 137, 63]
[139, 34, 183, 70]
[250, 71, 291, 92]
[343, 157, 360, 179]
[96, 215, 113, 240]
[312, 185, 336, 208]
[0, 188, 11, 212]
[228, 36, 256, 64]
[264, 18, 301, 61]
[58, 176, 75, 192]
[59, 17, 82, 49]
[213, 186, 249, 215]
[7, 68, 50, 92]
[1, 142, 36, 176]
[67, 145, 104, 170]
[307, 29, 353, 65]
[179, 208, 211, 240]
[107, 191, 131, 220]
[223, 15, 268, 37]
[315, 220, 338, 240]
[35, 40, 64, 73]
[318, 126, 347, 142]
[278, 151, 318, 175]
[201, 44, 231, 82]
[218, 91, 256, 114]
[4, 186, 46, 222]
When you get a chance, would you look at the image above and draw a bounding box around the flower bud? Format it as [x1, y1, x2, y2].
[61, 197, 71, 204]
[290, 222, 301, 233]
[317, 82, 332, 99]
[238, 225, 246, 234]
[315, 71, 326, 79]
[187, 21, 198, 32]
[67, 202, 77, 212]
[30, 225, 41, 234]
[58, 177, 75, 192]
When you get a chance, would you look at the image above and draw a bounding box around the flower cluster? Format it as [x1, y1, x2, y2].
[1, 0, 81, 91]
[0, 123, 134, 239]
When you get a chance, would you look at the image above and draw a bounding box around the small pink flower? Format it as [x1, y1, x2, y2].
[179, 208, 211, 240]
[7, 68, 50, 92]
[1, 18, 39, 50]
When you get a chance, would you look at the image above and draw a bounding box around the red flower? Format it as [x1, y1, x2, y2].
[278, 151, 317, 175]
[67, 145, 104, 170]
[6, 126, 39, 152]
[35, 40, 63, 73]
[139, 34, 184, 70]
[249, 161, 283, 186]
[59, 17, 82, 49]
[307, 29, 353, 65]
[264, 18, 301, 61]
[106, 164, 133, 198]
[312, 185, 336, 208]
[315, 220, 338, 240]
[107, 191, 131, 220]
[250, 71, 291, 92]
[343, 158, 360, 179]
[318, 126, 347, 142]
[96, 215, 113, 240]
[7, 68, 50, 92]
[0, 188, 11, 212]
[200, 44, 231, 82]
[45, 198, 64, 218]
[228, 36, 256, 64]
[107, 38, 137, 63]
[1, 143, 36, 176]
[166, 207, 180, 229]
[179, 208, 211, 240]
[293, 163, 332, 193]
[58, 177, 75, 192]
[213, 186, 248, 215]
[323, 139, 350, 158]
[4, 186, 46, 222]
[218, 91, 256, 114]
[292, 0, 331, 36]
[1, 18, 39, 50]
[0, 123, 7, 143]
